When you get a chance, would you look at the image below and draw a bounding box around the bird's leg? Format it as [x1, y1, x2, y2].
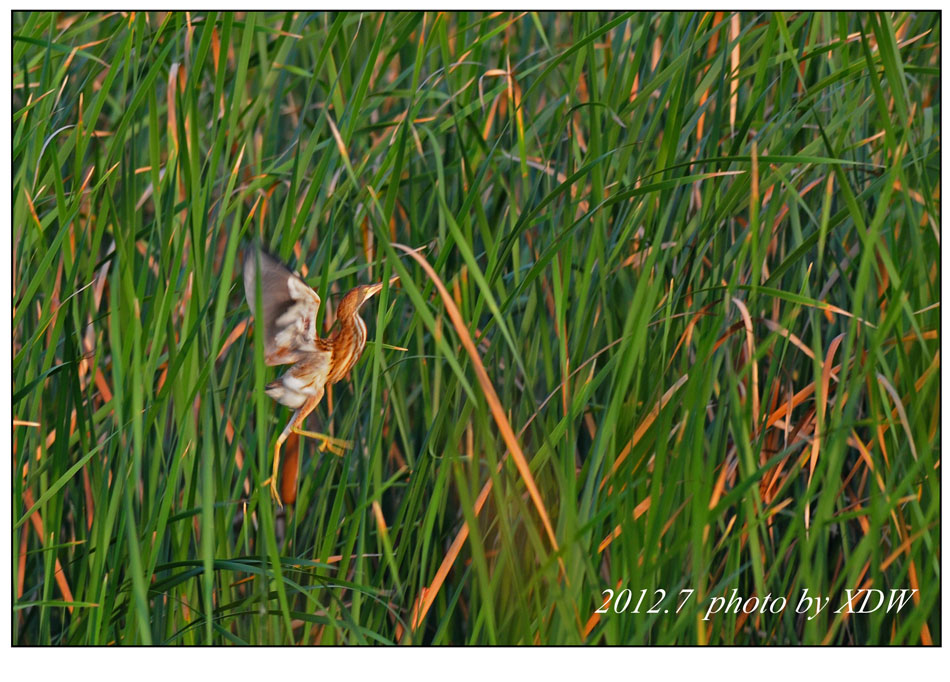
[262, 416, 295, 507]
[263, 395, 319, 506]
[261, 410, 300, 507]
[291, 427, 352, 457]
[289, 385, 350, 456]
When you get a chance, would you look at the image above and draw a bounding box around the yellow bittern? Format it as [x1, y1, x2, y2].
[243, 247, 398, 506]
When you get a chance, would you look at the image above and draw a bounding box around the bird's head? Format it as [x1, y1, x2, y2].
[337, 274, 400, 319]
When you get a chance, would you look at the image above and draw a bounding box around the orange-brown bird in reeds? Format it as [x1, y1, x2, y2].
[244, 246, 398, 506]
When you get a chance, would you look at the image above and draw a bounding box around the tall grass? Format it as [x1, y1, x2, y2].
[13, 11, 939, 645]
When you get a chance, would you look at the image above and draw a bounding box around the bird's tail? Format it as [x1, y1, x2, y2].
[264, 378, 308, 409]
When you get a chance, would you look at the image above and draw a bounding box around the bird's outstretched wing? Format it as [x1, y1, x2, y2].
[243, 247, 322, 366]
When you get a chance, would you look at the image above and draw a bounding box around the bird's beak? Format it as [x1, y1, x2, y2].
[364, 273, 400, 300]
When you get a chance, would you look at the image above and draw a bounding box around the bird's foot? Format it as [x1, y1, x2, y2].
[260, 475, 283, 508]
[292, 427, 352, 457]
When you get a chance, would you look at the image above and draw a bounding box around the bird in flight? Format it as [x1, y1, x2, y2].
[244, 246, 398, 506]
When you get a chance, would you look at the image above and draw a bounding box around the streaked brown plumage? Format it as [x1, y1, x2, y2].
[244, 247, 397, 506]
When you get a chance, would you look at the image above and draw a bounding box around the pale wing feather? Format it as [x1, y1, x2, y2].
[243, 248, 322, 366]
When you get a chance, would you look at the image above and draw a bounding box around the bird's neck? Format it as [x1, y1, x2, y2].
[327, 313, 367, 384]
